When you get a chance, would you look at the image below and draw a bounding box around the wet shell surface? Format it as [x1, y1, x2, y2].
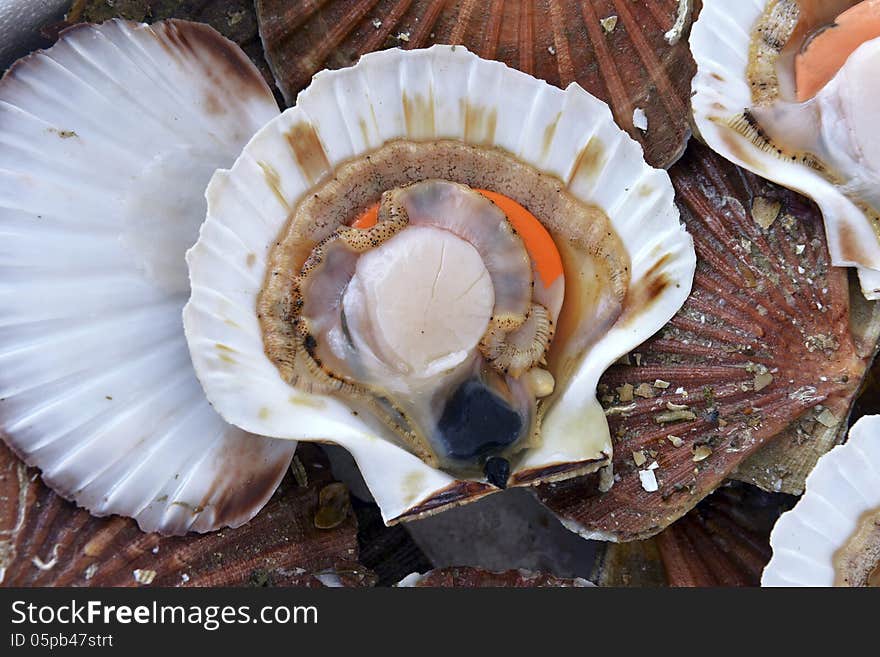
[61, 0, 276, 91]
[593, 482, 796, 586]
[184, 45, 695, 525]
[254, 0, 697, 169]
[0, 442, 372, 587]
[0, 19, 294, 535]
[537, 142, 876, 541]
[691, 0, 880, 299]
[763, 414, 880, 586]
[398, 567, 592, 587]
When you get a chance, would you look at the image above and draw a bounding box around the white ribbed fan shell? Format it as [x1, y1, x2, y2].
[184, 45, 696, 524]
[691, 0, 880, 299]
[0, 19, 293, 535]
[763, 415, 880, 586]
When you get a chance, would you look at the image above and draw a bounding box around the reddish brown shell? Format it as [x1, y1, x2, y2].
[254, 0, 696, 168]
[405, 567, 590, 587]
[593, 483, 796, 587]
[0, 443, 374, 587]
[537, 142, 875, 541]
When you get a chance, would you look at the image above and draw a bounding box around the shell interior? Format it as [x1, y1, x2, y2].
[763, 414, 880, 586]
[184, 45, 695, 524]
[691, 0, 880, 299]
[0, 19, 290, 535]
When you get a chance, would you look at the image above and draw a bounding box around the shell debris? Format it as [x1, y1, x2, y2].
[634, 383, 655, 398]
[639, 469, 659, 493]
[601, 16, 619, 33]
[752, 196, 782, 229]
[816, 408, 838, 428]
[633, 108, 649, 132]
[692, 445, 712, 462]
[616, 383, 634, 402]
[133, 569, 157, 585]
[664, 0, 692, 45]
[754, 372, 774, 391]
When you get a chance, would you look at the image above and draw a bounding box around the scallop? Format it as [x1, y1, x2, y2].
[254, 0, 698, 169]
[691, 0, 880, 299]
[0, 442, 369, 586]
[184, 45, 696, 524]
[536, 142, 880, 542]
[0, 19, 290, 535]
[763, 414, 880, 586]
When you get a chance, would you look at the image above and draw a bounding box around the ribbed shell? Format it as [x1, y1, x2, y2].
[61, 0, 275, 90]
[254, 0, 696, 168]
[399, 567, 592, 587]
[537, 142, 876, 541]
[0, 443, 373, 587]
[763, 414, 880, 586]
[0, 19, 292, 535]
[593, 482, 796, 586]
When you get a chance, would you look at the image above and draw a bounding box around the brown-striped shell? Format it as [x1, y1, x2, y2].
[592, 482, 797, 586]
[60, 0, 276, 89]
[0, 444, 373, 587]
[255, 0, 696, 168]
[537, 142, 880, 541]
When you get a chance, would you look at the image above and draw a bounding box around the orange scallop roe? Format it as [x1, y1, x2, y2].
[795, 0, 880, 101]
[351, 189, 564, 287]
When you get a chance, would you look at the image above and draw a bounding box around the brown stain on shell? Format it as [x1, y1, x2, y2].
[837, 223, 872, 268]
[619, 253, 675, 325]
[257, 161, 289, 210]
[153, 19, 270, 98]
[462, 101, 497, 145]
[541, 111, 562, 159]
[203, 92, 225, 116]
[719, 129, 759, 173]
[285, 122, 331, 185]
[402, 91, 436, 140]
[568, 137, 607, 186]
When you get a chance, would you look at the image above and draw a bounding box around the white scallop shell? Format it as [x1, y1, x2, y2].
[763, 415, 880, 586]
[0, 19, 293, 535]
[690, 0, 880, 300]
[184, 45, 696, 524]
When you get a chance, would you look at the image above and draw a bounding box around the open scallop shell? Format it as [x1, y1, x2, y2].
[0, 441, 372, 587]
[763, 414, 880, 586]
[0, 19, 293, 535]
[537, 142, 877, 541]
[254, 0, 697, 169]
[690, 0, 880, 300]
[184, 44, 695, 525]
